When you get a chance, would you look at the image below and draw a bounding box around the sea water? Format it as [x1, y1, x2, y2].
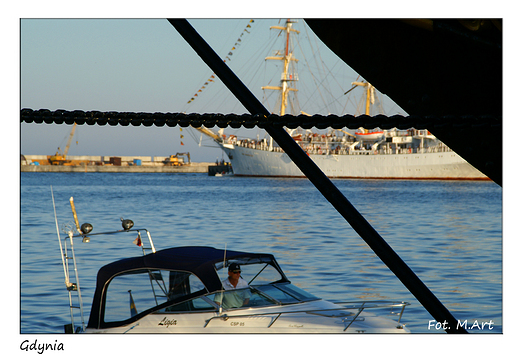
[20, 172, 502, 334]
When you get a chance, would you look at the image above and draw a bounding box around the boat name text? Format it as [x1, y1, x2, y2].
[20, 339, 64, 354]
[158, 317, 177, 328]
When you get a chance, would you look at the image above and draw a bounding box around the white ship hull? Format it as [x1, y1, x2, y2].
[221, 143, 488, 180]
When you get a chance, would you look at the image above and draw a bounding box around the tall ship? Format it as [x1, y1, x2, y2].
[195, 19, 488, 180]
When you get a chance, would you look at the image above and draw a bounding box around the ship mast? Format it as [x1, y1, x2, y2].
[351, 81, 375, 116]
[351, 80, 375, 133]
[261, 19, 300, 115]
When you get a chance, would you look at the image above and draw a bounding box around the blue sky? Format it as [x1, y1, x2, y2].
[20, 18, 406, 162]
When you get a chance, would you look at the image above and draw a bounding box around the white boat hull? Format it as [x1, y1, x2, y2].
[86, 300, 410, 334]
[222, 144, 488, 180]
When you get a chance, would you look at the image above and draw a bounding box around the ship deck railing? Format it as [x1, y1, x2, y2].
[228, 139, 452, 155]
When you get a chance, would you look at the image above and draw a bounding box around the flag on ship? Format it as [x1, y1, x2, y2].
[185, 19, 254, 104]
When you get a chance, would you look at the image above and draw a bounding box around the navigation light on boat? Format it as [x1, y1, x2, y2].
[82, 236, 90, 243]
[121, 218, 134, 231]
[80, 223, 93, 234]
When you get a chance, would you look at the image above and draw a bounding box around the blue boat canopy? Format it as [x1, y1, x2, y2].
[88, 246, 288, 329]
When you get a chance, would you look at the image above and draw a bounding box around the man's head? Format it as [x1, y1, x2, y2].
[228, 263, 241, 277]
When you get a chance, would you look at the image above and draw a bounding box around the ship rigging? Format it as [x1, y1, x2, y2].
[190, 19, 487, 180]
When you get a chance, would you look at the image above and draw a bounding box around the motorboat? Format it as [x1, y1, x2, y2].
[56, 197, 410, 334]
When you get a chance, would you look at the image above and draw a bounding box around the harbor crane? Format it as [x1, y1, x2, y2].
[49, 123, 77, 165]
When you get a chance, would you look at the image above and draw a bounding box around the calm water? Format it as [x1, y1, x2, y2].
[20, 172, 502, 334]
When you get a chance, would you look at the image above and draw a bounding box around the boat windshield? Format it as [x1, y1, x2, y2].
[159, 282, 321, 313]
[253, 283, 320, 304]
[158, 261, 320, 313]
[214, 256, 282, 286]
[214, 259, 320, 306]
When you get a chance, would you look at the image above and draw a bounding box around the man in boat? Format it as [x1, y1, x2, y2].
[215, 263, 251, 308]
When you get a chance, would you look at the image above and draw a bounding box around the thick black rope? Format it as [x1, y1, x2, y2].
[20, 108, 499, 131]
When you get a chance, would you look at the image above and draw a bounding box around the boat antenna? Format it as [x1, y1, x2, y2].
[51, 186, 70, 286]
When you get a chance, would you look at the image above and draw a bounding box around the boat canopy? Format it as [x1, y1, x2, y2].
[88, 246, 288, 329]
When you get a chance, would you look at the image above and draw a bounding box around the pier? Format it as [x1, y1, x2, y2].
[20, 155, 216, 173]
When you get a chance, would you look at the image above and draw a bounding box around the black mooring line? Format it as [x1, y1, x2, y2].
[169, 18, 467, 333]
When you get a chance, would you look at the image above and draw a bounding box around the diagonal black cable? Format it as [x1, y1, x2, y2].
[168, 18, 468, 333]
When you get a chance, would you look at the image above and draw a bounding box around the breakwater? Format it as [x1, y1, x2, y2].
[20, 163, 211, 173]
[21, 155, 216, 173]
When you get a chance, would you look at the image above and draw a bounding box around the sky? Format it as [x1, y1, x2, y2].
[20, 18, 407, 162]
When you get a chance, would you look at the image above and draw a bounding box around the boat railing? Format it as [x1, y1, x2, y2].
[53, 192, 157, 333]
[70, 227, 156, 255]
[331, 300, 409, 330]
[203, 300, 410, 330]
[58, 224, 156, 333]
[59, 226, 87, 333]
